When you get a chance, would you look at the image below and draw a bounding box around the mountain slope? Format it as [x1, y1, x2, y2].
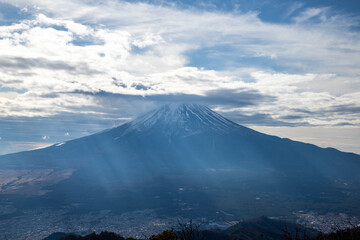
[0, 103, 360, 219]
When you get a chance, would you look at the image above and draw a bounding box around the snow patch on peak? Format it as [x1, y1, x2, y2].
[120, 103, 243, 137]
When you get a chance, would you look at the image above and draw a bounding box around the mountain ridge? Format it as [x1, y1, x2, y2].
[96, 103, 260, 141]
[0, 103, 360, 226]
[0, 103, 356, 158]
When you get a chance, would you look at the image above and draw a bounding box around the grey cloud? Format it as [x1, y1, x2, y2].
[112, 78, 127, 88]
[330, 104, 360, 114]
[0, 79, 24, 84]
[203, 88, 276, 106]
[39, 92, 60, 98]
[293, 104, 360, 116]
[131, 83, 150, 90]
[129, 88, 275, 107]
[333, 122, 355, 126]
[0, 56, 102, 75]
[293, 108, 314, 114]
[219, 112, 310, 127]
[271, 104, 360, 127]
[73, 88, 275, 109]
[280, 115, 305, 120]
[63, 88, 278, 126]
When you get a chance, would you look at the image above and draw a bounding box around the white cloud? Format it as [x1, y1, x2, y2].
[285, 2, 304, 17]
[35, 14, 91, 36]
[0, 0, 358, 130]
[293, 7, 328, 23]
[42, 135, 49, 140]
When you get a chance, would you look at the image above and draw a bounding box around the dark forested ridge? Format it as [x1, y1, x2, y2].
[44, 216, 313, 240]
[43, 216, 360, 240]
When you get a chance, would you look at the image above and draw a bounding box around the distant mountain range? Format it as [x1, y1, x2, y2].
[1, 103, 360, 225]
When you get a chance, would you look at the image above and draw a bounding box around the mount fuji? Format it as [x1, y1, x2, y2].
[1, 103, 360, 219]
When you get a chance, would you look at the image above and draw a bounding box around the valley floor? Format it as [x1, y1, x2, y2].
[0, 207, 359, 240]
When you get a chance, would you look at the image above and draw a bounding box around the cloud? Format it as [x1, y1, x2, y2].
[0, 56, 100, 75]
[83, 87, 275, 108]
[293, 7, 329, 23]
[285, 2, 304, 17]
[0, 0, 358, 131]
[42, 135, 49, 140]
[219, 111, 303, 127]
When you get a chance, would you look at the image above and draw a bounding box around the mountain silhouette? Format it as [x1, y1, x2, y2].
[1, 103, 360, 218]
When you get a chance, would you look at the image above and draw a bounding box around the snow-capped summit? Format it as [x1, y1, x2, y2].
[120, 103, 249, 137]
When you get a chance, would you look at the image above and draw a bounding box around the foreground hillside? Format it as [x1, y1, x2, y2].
[48, 226, 360, 240]
[43, 216, 360, 240]
[43, 217, 319, 240]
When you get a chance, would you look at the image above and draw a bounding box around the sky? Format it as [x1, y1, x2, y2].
[0, 0, 359, 154]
